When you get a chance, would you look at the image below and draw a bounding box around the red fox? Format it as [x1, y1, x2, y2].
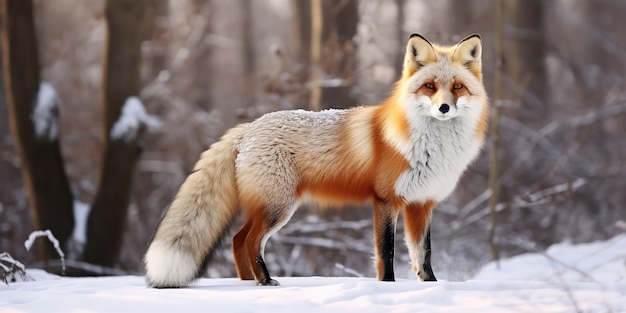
[144, 34, 488, 287]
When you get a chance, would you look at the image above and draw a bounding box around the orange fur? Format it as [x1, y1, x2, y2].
[379, 94, 411, 143]
[474, 104, 489, 141]
[243, 210, 271, 283]
[293, 103, 413, 207]
[372, 105, 412, 201]
[232, 217, 254, 280]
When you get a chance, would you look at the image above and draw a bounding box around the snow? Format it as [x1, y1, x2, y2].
[32, 81, 60, 141]
[1, 235, 625, 312]
[109, 96, 161, 142]
[71, 201, 90, 245]
[473, 234, 626, 283]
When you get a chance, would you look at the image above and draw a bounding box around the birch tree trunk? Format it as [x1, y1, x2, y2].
[309, 0, 358, 110]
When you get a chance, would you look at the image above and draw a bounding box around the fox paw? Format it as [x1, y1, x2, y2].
[417, 271, 437, 282]
[257, 278, 280, 286]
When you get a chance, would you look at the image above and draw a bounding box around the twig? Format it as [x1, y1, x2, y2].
[521, 178, 586, 203]
[446, 179, 587, 238]
[500, 101, 626, 185]
[458, 189, 492, 219]
[1, 252, 31, 284]
[280, 219, 371, 235]
[274, 235, 372, 254]
[24, 230, 66, 275]
[335, 263, 364, 277]
[488, 0, 504, 265]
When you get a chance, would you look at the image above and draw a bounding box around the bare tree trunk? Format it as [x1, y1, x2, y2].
[241, 0, 255, 112]
[140, 0, 168, 80]
[242, 0, 255, 76]
[293, 0, 312, 65]
[309, 0, 323, 111]
[503, 0, 547, 125]
[488, 0, 547, 252]
[291, 0, 312, 109]
[394, 0, 405, 74]
[440, 0, 473, 38]
[0, 0, 73, 260]
[83, 0, 148, 266]
[309, 0, 358, 110]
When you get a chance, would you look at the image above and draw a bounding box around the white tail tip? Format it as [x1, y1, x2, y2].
[144, 241, 198, 288]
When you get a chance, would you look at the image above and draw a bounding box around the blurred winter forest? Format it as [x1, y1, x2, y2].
[1, 0, 625, 280]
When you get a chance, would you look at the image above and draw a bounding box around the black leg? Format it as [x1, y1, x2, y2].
[255, 256, 279, 286]
[381, 218, 396, 281]
[420, 226, 437, 281]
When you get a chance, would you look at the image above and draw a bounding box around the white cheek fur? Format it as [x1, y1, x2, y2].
[456, 95, 483, 123]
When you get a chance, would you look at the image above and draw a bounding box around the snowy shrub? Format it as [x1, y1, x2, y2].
[0, 252, 31, 285]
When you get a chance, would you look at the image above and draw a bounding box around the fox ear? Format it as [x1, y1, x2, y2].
[403, 34, 436, 78]
[452, 34, 482, 75]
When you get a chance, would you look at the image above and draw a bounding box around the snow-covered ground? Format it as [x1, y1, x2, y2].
[2, 235, 625, 313]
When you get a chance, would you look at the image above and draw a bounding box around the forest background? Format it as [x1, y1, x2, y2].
[1, 0, 625, 279]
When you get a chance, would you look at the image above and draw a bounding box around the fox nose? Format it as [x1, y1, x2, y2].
[439, 103, 450, 114]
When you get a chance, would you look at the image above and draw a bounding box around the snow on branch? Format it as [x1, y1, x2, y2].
[1, 252, 31, 285]
[66, 201, 91, 259]
[24, 230, 66, 275]
[522, 178, 587, 203]
[110, 96, 161, 142]
[71, 201, 90, 245]
[32, 81, 61, 141]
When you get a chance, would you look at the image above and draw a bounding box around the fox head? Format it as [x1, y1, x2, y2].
[398, 34, 487, 123]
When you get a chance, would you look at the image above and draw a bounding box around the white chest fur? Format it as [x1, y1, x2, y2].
[394, 117, 482, 203]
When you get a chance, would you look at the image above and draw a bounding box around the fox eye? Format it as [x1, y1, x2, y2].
[453, 83, 464, 90]
[424, 83, 435, 89]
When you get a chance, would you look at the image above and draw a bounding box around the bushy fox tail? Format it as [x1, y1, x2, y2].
[144, 125, 245, 288]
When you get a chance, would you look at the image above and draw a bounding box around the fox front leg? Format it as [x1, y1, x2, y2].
[403, 201, 437, 281]
[419, 226, 436, 281]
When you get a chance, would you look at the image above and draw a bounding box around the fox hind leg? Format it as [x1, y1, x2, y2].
[241, 204, 297, 286]
[244, 212, 278, 286]
[232, 218, 254, 280]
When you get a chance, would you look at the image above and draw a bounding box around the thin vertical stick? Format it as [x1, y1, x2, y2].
[488, 0, 504, 265]
[309, 0, 322, 111]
